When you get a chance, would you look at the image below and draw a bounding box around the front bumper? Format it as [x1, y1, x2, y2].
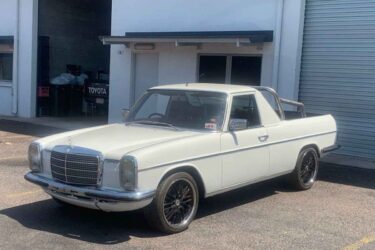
[24, 172, 155, 212]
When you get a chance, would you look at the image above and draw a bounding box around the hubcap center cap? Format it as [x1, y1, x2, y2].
[175, 199, 181, 206]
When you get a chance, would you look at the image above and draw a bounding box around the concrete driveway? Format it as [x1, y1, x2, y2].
[0, 119, 374, 250]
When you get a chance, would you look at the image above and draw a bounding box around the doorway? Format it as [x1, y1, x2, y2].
[36, 0, 112, 123]
[198, 55, 262, 86]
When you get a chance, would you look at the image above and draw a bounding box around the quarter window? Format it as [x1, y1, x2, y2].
[230, 95, 261, 127]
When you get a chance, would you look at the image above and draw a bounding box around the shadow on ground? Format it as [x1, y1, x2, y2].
[0, 119, 66, 137]
[1, 163, 374, 244]
[0, 179, 282, 245]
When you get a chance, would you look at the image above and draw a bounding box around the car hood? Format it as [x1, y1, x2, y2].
[39, 123, 201, 160]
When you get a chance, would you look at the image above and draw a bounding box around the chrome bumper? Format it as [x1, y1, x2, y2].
[24, 172, 155, 202]
[321, 144, 340, 154]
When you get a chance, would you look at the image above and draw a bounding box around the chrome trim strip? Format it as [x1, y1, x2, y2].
[205, 169, 293, 198]
[51, 171, 97, 179]
[51, 164, 98, 173]
[24, 172, 155, 202]
[50, 157, 98, 165]
[138, 130, 337, 172]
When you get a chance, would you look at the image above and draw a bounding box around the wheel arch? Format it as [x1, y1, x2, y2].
[158, 165, 206, 199]
[300, 143, 320, 158]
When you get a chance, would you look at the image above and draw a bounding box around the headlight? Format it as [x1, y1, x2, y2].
[28, 142, 42, 172]
[119, 156, 138, 191]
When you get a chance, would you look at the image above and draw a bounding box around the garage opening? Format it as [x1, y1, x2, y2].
[198, 55, 262, 86]
[36, 0, 111, 125]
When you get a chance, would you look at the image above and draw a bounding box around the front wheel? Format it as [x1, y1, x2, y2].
[145, 172, 199, 234]
[289, 147, 319, 190]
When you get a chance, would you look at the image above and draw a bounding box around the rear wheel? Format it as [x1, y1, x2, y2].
[145, 172, 199, 234]
[289, 147, 319, 190]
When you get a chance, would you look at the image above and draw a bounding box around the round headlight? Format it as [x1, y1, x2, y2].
[119, 156, 138, 191]
[28, 143, 42, 172]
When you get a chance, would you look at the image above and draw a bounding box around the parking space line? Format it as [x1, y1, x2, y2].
[343, 235, 375, 250]
[6, 190, 42, 198]
[0, 156, 26, 161]
[0, 135, 32, 139]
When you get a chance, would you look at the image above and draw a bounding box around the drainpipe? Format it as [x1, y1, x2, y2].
[271, 0, 284, 92]
[12, 0, 20, 115]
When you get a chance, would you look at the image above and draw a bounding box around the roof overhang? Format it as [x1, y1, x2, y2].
[100, 31, 273, 48]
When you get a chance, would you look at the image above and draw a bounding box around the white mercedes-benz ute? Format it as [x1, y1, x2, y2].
[25, 83, 338, 233]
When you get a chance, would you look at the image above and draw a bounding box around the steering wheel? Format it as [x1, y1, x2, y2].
[148, 113, 165, 119]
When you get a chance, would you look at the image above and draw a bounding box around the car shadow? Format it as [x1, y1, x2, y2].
[0, 179, 284, 245]
[0, 199, 158, 244]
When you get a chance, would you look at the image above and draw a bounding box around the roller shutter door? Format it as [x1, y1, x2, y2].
[299, 0, 375, 159]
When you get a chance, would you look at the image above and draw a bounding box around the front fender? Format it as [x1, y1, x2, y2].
[132, 133, 222, 195]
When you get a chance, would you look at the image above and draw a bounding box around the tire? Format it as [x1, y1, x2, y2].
[289, 147, 319, 190]
[145, 172, 199, 234]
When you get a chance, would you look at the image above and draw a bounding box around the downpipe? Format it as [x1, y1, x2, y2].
[271, 0, 284, 92]
[12, 0, 20, 115]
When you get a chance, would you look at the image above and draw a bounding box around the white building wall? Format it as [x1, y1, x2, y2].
[0, 0, 38, 118]
[18, 0, 38, 118]
[0, 0, 17, 116]
[0, 0, 305, 121]
[108, 0, 306, 123]
[277, 0, 306, 101]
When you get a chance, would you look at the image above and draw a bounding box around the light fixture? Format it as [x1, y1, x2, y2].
[134, 43, 155, 50]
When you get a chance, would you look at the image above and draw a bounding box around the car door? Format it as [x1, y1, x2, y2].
[221, 94, 270, 188]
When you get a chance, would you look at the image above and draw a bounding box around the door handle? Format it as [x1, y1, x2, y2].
[258, 135, 269, 142]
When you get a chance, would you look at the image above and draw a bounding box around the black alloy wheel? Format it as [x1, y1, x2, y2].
[299, 150, 317, 185]
[290, 147, 319, 190]
[145, 172, 199, 234]
[163, 179, 196, 227]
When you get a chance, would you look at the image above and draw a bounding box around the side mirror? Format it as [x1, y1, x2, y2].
[121, 108, 130, 121]
[229, 119, 247, 131]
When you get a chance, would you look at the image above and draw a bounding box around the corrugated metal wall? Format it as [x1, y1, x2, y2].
[299, 0, 375, 159]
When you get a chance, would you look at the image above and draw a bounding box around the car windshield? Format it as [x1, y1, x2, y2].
[126, 90, 227, 131]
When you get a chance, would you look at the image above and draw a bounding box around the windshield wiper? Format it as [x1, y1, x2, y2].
[127, 120, 179, 130]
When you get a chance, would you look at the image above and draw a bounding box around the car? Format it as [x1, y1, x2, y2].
[25, 83, 338, 233]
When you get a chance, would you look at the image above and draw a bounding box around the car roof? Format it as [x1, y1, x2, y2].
[150, 83, 257, 94]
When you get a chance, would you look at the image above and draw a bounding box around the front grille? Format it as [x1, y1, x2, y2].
[50, 147, 100, 186]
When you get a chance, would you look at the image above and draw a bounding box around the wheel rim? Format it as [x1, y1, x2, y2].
[300, 150, 317, 185]
[162, 179, 196, 227]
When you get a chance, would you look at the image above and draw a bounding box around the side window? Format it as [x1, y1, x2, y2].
[230, 95, 261, 127]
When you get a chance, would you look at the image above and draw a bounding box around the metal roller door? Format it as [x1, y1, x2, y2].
[299, 0, 375, 159]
